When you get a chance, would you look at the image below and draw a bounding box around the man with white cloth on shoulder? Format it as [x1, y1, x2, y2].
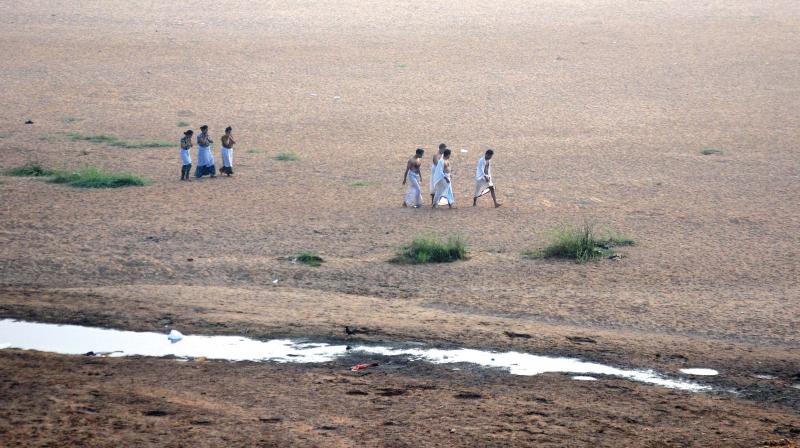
[433, 148, 455, 208]
[473, 149, 501, 208]
[402, 148, 425, 208]
[430, 143, 446, 207]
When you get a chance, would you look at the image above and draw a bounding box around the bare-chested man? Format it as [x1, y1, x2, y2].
[430, 143, 447, 206]
[402, 148, 425, 208]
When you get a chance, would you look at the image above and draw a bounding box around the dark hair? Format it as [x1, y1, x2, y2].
[184, 130, 193, 135]
[443, 149, 451, 158]
[225, 126, 232, 133]
[438, 143, 447, 150]
[486, 149, 494, 156]
[415, 148, 425, 156]
[200, 125, 208, 130]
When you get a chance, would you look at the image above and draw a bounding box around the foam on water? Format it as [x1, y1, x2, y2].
[680, 368, 719, 376]
[0, 319, 710, 391]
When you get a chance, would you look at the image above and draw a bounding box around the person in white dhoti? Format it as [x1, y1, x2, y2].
[219, 126, 235, 176]
[473, 149, 501, 208]
[430, 143, 447, 207]
[179, 130, 193, 181]
[402, 148, 425, 208]
[433, 148, 455, 208]
[194, 125, 216, 178]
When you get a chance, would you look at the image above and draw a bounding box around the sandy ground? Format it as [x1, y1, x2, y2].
[0, 0, 799, 446]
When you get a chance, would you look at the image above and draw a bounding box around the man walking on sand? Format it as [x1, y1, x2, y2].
[473, 149, 501, 208]
[403, 148, 425, 208]
[430, 143, 446, 207]
[433, 148, 455, 208]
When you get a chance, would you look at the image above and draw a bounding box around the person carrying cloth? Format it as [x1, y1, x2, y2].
[473, 149, 501, 208]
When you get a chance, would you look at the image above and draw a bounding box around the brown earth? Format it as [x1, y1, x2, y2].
[0, 0, 799, 446]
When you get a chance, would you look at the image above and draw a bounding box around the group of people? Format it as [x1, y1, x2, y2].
[402, 144, 501, 209]
[179, 125, 236, 180]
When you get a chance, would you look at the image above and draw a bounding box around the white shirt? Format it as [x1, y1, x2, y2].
[475, 156, 491, 181]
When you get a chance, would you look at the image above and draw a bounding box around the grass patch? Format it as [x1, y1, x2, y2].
[49, 167, 149, 188]
[293, 251, 324, 267]
[351, 180, 369, 187]
[177, 121, 190, 127]
[393, 235, 468, 264]
[0, 133, 9, 139]
[275, 152, 300, 161]
[62, 116, 81, 124]
[5, 163, 58, 177]
[700, 147, 723, 155]
[68, 132, 172, 149]
[246, 149, 262, 154]
[524, 223, 634, 263]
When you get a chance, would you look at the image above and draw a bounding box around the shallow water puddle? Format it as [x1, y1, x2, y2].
[0, 319, 710, 392]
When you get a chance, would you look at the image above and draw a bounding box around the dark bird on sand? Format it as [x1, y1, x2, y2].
[345, 326, 368, 336]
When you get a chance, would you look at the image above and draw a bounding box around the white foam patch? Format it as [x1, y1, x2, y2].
[571, 376, 598, 381]
[0, 320, 710, 392]
[680, 368, 719, 376]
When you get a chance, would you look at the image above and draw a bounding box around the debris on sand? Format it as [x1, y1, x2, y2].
[167, 329, 183, 342]
[504, 331, 531, 339]
[345, 326, 368, 336]
[24, 120, 33, 124]
[566, 336, 597, 344]
[454, 391, 482, 399]
[351, 362, 379, 372]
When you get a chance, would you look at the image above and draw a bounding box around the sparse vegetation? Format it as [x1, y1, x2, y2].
[351, 180, 369, 187]
[68, 132, 172, 149]
[275, 152, 300, 161]
[5, 163, 59, 177]
[524, 222, 634, 263]
[700, 147, 723, 155]
[293, 251, 324, 267]
[62, 116, 81, 124]
[177, 121, 190, 127]
[393, 235, 468, 264]
[49, 167, 149, 188]
[246, 149, 261, 154]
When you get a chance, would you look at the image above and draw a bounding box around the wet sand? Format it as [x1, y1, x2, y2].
[0, 0, 799, 446]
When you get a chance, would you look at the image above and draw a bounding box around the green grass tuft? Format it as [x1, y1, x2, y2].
[524, 223, 634, 263]
[110, 140, 172, 149]
[275, 152, 300, 161]
[293, 251, 324, 267]
[68, 132, 172, 149]
[177, 121, 190, 127]
[49, 167, 149, 188]
[6, 163, 59, 177]
[351, 180, 369, 187]
[700, 147, 723, 155]
[393, 235, 468, 264]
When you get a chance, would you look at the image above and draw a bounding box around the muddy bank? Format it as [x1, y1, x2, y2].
[2, 349, 799, 447]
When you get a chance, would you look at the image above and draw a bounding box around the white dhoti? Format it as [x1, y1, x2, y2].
[195, 145, 216, 177]
[404, 172, 422, 207]
[430, 163, 437, 194]
[474, 177, 493, 198]
[221, 147, 233, 168]
[433, 175, 454, 206]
